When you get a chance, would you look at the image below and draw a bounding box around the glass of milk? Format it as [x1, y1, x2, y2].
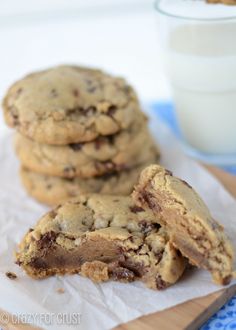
[156, 0, 236, 165]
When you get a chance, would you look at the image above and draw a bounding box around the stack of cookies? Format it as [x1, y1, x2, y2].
[3, 65, 160, 205]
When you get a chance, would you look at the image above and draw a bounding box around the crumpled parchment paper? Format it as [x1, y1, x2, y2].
[0, 108, 235, 330]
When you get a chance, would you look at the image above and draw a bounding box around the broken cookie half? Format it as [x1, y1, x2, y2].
[132, 165, 234, 285]
[15, 195, 186, 290]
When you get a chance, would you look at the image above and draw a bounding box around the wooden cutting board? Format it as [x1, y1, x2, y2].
[1, 165, 236, 330]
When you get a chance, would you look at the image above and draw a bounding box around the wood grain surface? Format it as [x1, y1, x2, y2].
[1, 165, 236, 330]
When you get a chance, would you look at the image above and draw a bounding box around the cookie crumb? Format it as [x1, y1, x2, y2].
[5, 271, 17, 280]
[56, 288, 65, 294]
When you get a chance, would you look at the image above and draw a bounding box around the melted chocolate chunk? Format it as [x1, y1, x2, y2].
[141, 191, 162, 212]
[36, 231, 58, 250]
[129, 205, 144, 213]
[30, 257, 48, 270]
[110, 267, 135, 282]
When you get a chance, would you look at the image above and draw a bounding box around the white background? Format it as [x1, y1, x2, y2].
[0, 0, 170, 133]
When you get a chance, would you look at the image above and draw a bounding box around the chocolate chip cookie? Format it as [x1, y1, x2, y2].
[132, 165, 234, 285]
[20, 159, 158, 206]
[16, 195, 186, 289]
[15, 121, 160, 178]
[3, 65, 143, 145]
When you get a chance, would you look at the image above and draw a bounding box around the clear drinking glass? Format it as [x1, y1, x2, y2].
[155, 0, 236, 166]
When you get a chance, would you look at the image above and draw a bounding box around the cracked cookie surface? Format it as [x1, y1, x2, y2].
[15, 120, 160, 178]
[132, 164, 234, 285]
[3, 65, 143, 145]
[16, 194, 186, 290]
[20, 159, 158, 206]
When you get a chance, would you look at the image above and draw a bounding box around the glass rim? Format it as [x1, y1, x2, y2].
[155, 0, 236, 21]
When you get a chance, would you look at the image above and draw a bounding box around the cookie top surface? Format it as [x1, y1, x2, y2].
[21, 195, 160, 243]
[15, 120, 159, 178]
[3, 65, 142, 144]
[132, 164, 234, 285]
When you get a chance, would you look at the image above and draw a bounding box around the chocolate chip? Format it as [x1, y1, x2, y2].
[138, 220, 155, 234]
[5, 272, 17, 280]
[156, 275, 168, 290]
[63, 166, 76, 176]
[120, 260, 145, 277]
[69, 143, 83, 151]
[9, 107, 20, 125]
[16, 88, 23, 97]
[154, 251, 163, 263]
[107, 105, 117, 116]
[73, 89, 80, 97]
[50, 89, 58, 97]
[222, 275, 232, 285]
[94, 138, 104, 150]
[129, 205, 144, 213]
[110, 267, 135, 282]
[165, 169, 173, 176]
[101, 172, 115, 181]
[46, 184, 52, 190]
[95, 161, 115, 173]
[66, 106, 96, 116]
[12, 115, 19, 125]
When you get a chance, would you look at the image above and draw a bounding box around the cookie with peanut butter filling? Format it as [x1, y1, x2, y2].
[16, 195, 186, 290]
[132, 164, 234, 285]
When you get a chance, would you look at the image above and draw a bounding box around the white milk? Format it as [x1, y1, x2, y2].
[165, 23, 236, 154]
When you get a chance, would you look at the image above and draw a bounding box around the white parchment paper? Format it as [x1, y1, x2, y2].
[0, 109, 235, 330]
